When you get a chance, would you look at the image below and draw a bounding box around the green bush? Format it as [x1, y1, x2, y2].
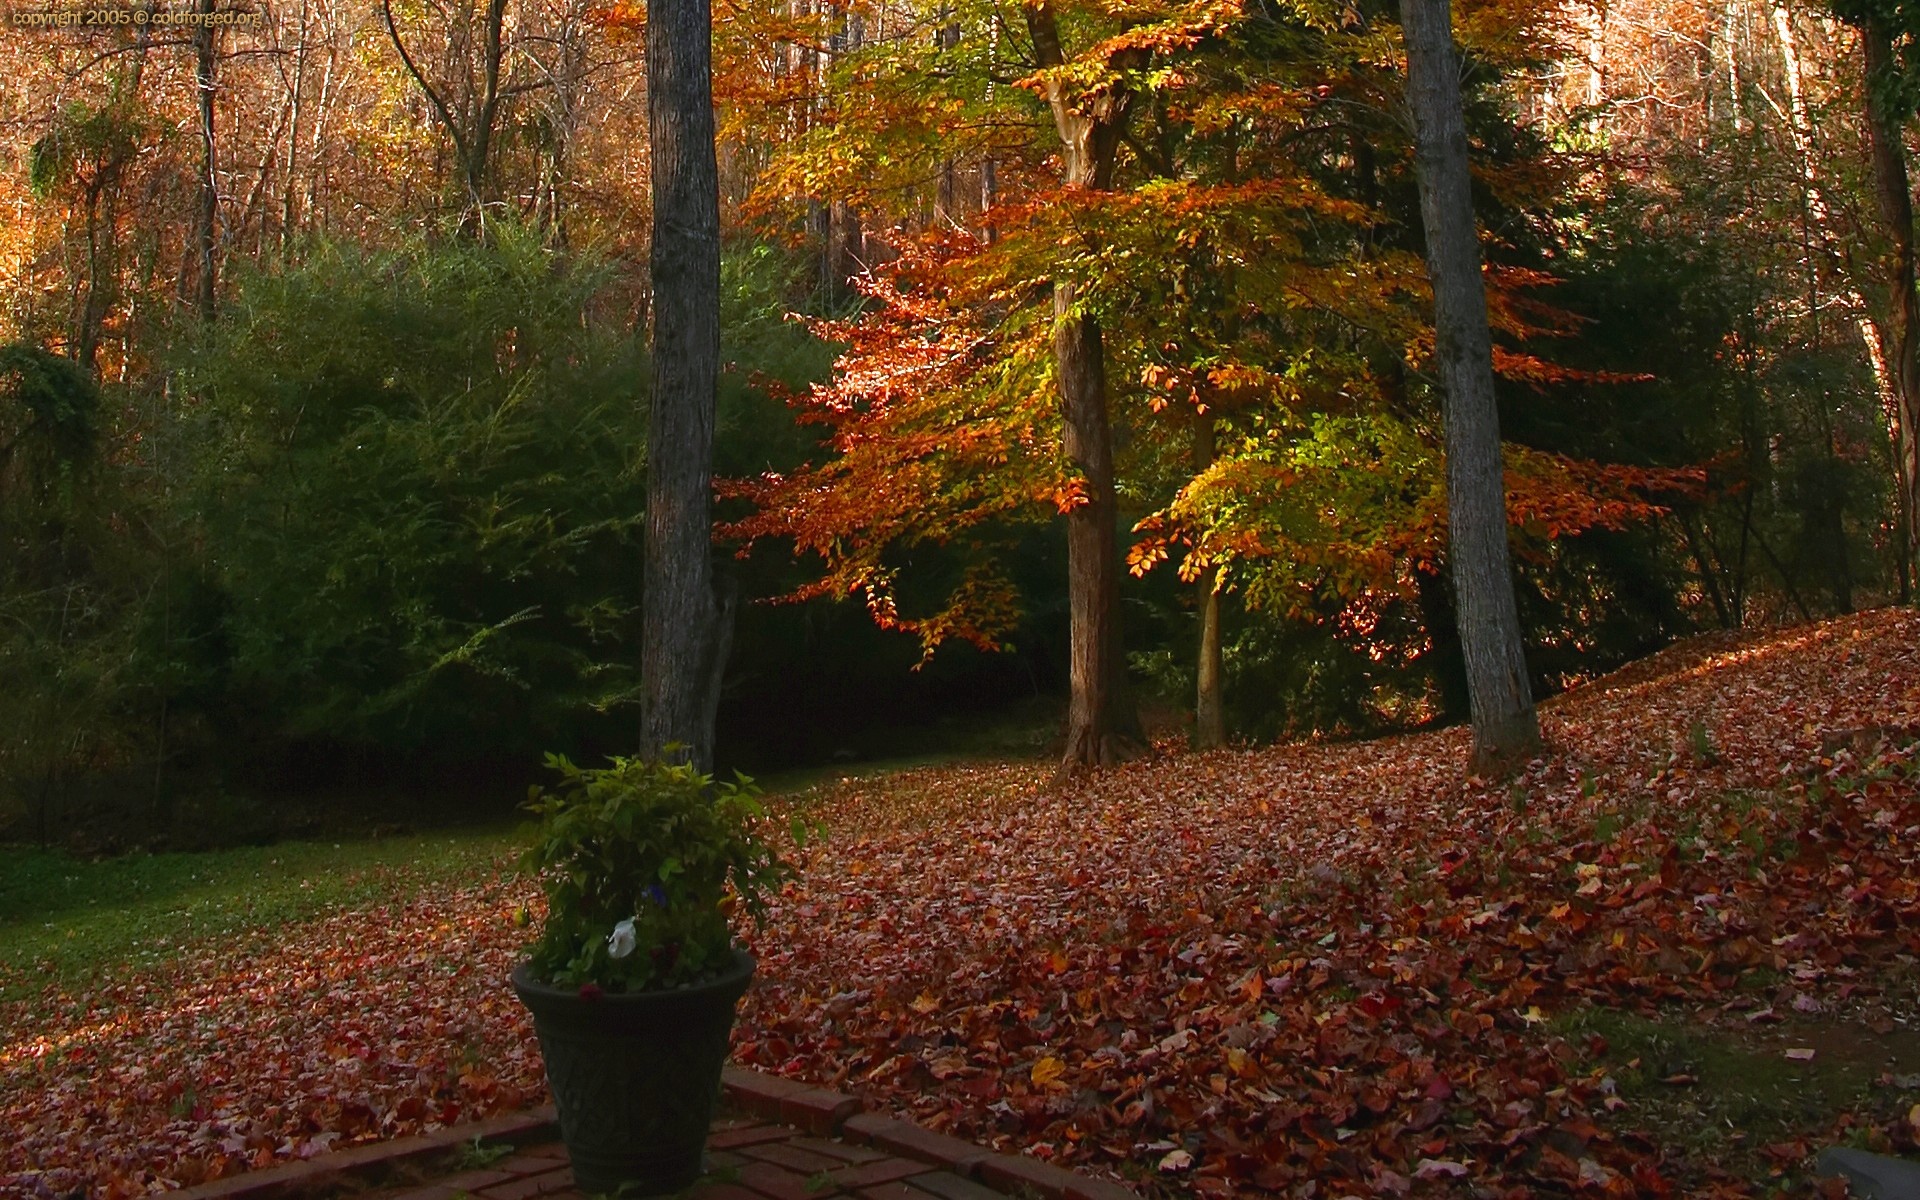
[0, 341, 142, 838]
[164, 231, 650, 761]
[518, 756, 794, 991]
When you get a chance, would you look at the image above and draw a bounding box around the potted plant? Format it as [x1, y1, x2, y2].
[511, 754, 795, 1195]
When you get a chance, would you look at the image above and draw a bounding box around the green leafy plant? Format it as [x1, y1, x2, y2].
[451, 1135, 514, 1170]
[519, 755, 799, 993]
[1688, 718, 1721, 766]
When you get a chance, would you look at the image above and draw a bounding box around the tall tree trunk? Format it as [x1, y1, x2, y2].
[979, 14, 999, 244]
[829, 199, 862, 297]
[280, 0, 309, 257]
[193, 0, 218, 320]
[1859, 15, 1920, 593]
[1192, 412, 1225, 750]
[821, 5, 864, 301]
[302, 20, 341, 238]
[1398, 0, 1539, 774]
[76, 184, 111, 369]
[1028, 1, 1143, 781]
[1053, 284, 1141, 776]
[934, 16, 960, 225]
[980, 157, 998, 243]
[465, 0, 508, 230]
[640, 0, 725, 770]
[1774, 3, 1912, 583]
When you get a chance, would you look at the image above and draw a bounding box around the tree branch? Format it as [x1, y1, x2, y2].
[380, 0, 474, 176]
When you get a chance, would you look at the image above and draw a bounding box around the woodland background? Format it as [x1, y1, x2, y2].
[1, 0, 1915, 846]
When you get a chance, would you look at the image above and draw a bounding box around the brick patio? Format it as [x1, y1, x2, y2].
[169, 1068, 1140, 1200]
[370, 1122, 1013, 1200]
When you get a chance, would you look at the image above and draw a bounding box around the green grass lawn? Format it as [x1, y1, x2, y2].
[0, 827, 520, 1003]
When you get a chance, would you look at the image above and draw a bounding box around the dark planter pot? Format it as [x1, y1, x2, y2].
[510, 949, 755, 1195]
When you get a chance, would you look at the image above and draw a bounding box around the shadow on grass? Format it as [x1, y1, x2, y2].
[1555, 1004, 1920, 1188]
[0, 827, 518, 1000]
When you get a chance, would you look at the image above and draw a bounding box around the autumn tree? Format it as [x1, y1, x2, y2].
[27, 98, 151, 367]
[1024, 2, 1148, 776]
[729, 0, 1364, 773]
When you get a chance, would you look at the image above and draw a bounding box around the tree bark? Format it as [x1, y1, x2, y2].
[1053, 284, 1143, 776]
[1859, 15, 1920, 590]
[1192, 412, 1225, 750]
[193, 0, 218, 320]
[935, 16, 960, 225]
[1398, 0, 1539, 774]
[1028, 1, 1144, 781]
[641, 0, 726, 771]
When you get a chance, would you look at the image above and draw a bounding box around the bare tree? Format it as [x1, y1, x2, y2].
[639, 0, 729, 769]
[1398, 0, 1540, 773]
[1843, 5, 1920, 595]
[191, 0, 218, 319]
[380, 0, 512, 234]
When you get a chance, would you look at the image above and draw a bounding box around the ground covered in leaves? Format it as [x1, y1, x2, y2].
[4, 609, 1918, 1197]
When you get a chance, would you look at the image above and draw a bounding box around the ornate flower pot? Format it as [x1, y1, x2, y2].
[510, 949, 755, 1195]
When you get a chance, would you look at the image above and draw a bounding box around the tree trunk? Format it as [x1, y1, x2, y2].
[462, 0, 508, 233]
[1399, 0, 1539, 774]
[1192, 412, 1225, 750]
[829, 199, 862, 299]
[76, 185, 109, 368]
[1053, 285, 1143, 776]
[935, 17, 960, 225]
[379, 0, 507, 238]
[641, 0, 726, 771]
[1774, 4, 1912, 591]
[279, 0, 308, 257]
[1859, 15, 1920, 590]
[193, 0, 218, 320]
[980, 157, 998, 243]
[1027, 1, 1144, 781]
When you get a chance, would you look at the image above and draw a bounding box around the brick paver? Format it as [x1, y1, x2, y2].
[735, 1160, 833, 1200]
[909, 1172, 1005, 1200]
[710, 1123, 802, 1151]
[849, 1182, 934, 1200]
[824, 1158, 939, 1190]
[790, 1136, 890, 1166]
[737, 1141, 850, 1173]
[473, 1165, 575, 1200]
[172, 1068, 1138, 1200]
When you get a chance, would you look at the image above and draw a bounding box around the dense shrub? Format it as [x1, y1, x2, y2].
[162, 232, 651, 770]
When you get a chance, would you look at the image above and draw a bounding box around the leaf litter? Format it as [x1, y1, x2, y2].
[2, 608, 1917, 1196]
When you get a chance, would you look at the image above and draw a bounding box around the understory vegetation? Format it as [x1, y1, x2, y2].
[7, 1, 1920, 843]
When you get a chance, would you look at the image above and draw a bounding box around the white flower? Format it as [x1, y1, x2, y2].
[607, 917, 638, 960]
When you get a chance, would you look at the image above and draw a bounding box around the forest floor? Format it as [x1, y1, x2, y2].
[2, 608, 1918, 1198]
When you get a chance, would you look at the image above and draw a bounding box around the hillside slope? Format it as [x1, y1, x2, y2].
[3, 608, 1916, 1197]
[743, 607, 1920, 1195]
